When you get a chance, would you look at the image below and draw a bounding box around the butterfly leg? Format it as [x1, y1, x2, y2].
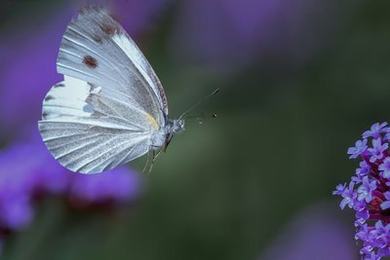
[142, 150, 153, 174]
[152, 149, 162, 163]
[143, 149, 161, 174]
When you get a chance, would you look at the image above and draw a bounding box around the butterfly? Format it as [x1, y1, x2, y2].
[38, 8, 185, 174]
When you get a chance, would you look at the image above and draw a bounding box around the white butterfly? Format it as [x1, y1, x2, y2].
[38, 8, 185, 174]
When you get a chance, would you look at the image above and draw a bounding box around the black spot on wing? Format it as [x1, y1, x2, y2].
[87, 82, 96, 88]
[54, 83, 65, 88]
[44, 95, 54, 101]
[83, 55, 98, 68]
[99, 22, 119, 36]
[92, 35, 103, 43]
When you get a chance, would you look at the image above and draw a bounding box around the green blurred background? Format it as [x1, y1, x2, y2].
[1, 0, 389, 259]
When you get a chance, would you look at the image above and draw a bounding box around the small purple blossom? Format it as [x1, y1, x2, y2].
[368, 139, 388, 163]
[363, 122, 390, 139]
[352, 174, 364, 184]
[373, 221, 390, 249]
[357, 161, 371, 177]
[379, 157, 390, 178]
[333, 183, 346, 195]
[354, 201, 370, 223]
[380, 192, 390, 211]
[334, 122, 390, 259]
[357, 177, 377, 203]
[339, 182, 356, 209]
[355, 224, 373, 244]
[348, 139, 368, 159]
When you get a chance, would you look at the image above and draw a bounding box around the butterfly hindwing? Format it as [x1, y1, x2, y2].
[38, 76, 152, 174]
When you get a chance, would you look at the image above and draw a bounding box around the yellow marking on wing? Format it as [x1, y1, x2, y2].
[145, 113, 159, 130]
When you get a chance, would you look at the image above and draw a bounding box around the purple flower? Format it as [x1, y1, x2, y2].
[357, 161, 371, 177]
[354, 201, 370, 223]
[347, 139, 368, 159]
[340, 182, 356, 209]
[384, 132, 390, 141]
[363, 122, 390, 139]
[333, 183, 346, 196]
[357, 177, 377, 203]
[352, 174, 364, 184]
[259, 204, 357, 260]
[0, 193, 33, 231]
[0, 130, 141, 232]
[368, 139, 388, 163]
[380, 192, 390, 211]
[373, 221, 390, 249]
[334, 122, 390, 259]
[0, 137, 65, 231]
[355, 224, 373, 244]
[69, 168, 141, 204]
[379, 157, 390, 178]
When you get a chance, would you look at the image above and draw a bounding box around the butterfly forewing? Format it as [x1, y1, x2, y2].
[57, 8, 167, 124]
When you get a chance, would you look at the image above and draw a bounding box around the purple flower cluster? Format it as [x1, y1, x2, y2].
[334, 122, 390, 259]
[0, 133, 141, 241]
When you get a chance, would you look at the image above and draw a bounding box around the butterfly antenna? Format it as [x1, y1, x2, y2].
[178, 88, 220, 120]
[185, 112, 218, 125]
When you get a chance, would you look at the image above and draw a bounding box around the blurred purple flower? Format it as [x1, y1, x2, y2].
[259, 203, 357, 260]
[0, 11, 68, 138]
[334, 122, 390, 259]
[0, 1, 167, 138]
[0, 129, 141, 233]
[107, 0, 169, 36]
[170, 0, 340, 71]
[69, 168, 141, 204]
[0, 194, 33, 231]
[0, 135, 68, 231]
